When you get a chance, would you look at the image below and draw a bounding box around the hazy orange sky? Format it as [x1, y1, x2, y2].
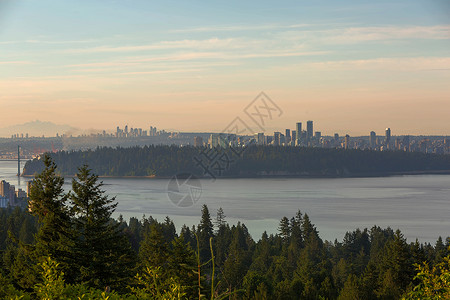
[0, 0, 449, 136]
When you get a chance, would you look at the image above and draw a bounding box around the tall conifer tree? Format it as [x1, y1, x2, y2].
[28, 154, 74, 283]
[69, 165, 135, 290]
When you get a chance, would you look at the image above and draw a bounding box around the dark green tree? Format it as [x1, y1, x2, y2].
[215, 207, 226, 231]
[139, 222, 169, 268]
[167, 235, 198, 297]
[222, 223, 252, 295]
[27, 154, 74, 285]
[278, 216, 291, 244]
[69, 165, 135, 290]
[338, 274, 361, 300]
[197, 204, 214, 262]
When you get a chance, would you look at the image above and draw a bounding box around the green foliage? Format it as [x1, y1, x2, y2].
[337, 274, 361, 300]
[130, 266, 187, 300]
[0, 272, 30, 299]
[403, 249, 450, 299]
[34, 257, 65, 299]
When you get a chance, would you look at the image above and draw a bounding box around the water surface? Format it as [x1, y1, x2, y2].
[2, 160, 449, 243]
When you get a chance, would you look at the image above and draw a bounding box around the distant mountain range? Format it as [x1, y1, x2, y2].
[0, 120, 78, 138]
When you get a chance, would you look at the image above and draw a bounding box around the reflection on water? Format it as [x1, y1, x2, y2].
[1, 160, 449, 243]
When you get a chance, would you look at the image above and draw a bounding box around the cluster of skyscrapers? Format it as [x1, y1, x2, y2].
[254, 121, 324, 147]
[200, 121, 450, 154]
[0, 180, 28, 208]
[115, 125, 166, 138]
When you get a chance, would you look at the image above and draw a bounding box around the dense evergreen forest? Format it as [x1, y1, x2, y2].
[22, 145, 450, 178]
[2, 155, 450, 299]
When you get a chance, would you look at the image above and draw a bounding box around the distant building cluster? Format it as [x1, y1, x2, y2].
[5, 123, 450, 155]
[115, 125, 166, 138]
[196, 121, 450, 155]
[11, 133, 29, 139]
[0, 180, 28, 208]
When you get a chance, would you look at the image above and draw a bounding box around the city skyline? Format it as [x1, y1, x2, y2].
[2, 119, 450, 139]
[0, 0, 449, 135]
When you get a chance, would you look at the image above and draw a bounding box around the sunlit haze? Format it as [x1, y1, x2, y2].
[0, 0, 449, 136]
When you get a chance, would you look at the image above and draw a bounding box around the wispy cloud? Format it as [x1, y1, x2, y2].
[61, 38, 239, 54]
[58, 24, 449, 60]
[0, 38, 102, 45]
[119, 68, 207, 75]
[170, 23, 314, 33]
[62, 50, 328, 75]
[329, 25, 450, 43]
[304, 57, 450, 71]
[0, 61, 33, 65]
[281, 25, 450, 43]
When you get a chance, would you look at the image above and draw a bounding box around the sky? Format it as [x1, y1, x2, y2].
[0, 0, 449, 136]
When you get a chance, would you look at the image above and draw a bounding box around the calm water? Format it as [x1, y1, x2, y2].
[2, 160, 449, 243]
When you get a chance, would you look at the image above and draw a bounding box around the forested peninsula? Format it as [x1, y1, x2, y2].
[22, 145, 450, 178]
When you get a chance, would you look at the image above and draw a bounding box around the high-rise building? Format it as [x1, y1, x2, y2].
[344, 134, 350, 149]
[280, 133, 286, 145]
[385, 128, 391, 144]
[369, 131, 376, 148]
[285, 129, 291, 143]
[194, 136, 203, 147]
[208, 134, 219, 148]
[314, 131, 321, 139]
[291, 131, 296, 145]
[8, 186, 15, 205]
[124, 125, 128, 135]
[307, 121, 313, 140]
[296, 123, 302, 144]
[273, 132, 281, 146]
[0, 180, 10, 198]
[257, 133, 265, 145]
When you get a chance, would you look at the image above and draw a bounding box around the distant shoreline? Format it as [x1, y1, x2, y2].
[20, 169, 450, 179]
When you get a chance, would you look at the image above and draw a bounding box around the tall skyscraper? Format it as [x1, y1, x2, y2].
[307, 121, 313, 140]
[385, 128, 391, 144]
[273, 132, 281, 146]
[292, 131, 296, 145]
[285, 129, 291, 143]
[344, 134, 350, 149]
[0, 180, 10, 198]
[369, 131, 376, 148]
[257, 133, 265, 145]
[296, 123, 302, 144]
